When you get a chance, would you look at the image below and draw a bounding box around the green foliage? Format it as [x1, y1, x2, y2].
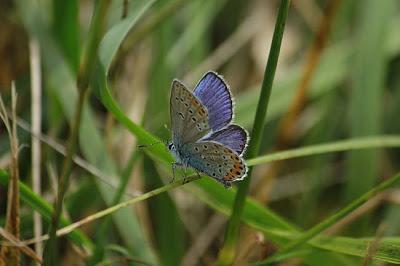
[0, 0, 400, 265]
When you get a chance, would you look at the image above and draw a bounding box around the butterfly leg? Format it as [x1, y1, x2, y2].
[194, 169, 202, 180]
[182, 165, 188, 183]
[221, 180, 232, 188]
[171, 162, 183, 183]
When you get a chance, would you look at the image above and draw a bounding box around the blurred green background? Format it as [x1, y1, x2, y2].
[0, 0, 400, 265]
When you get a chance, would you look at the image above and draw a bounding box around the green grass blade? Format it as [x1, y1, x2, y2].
[44, 1, 112, 263]
[308, 236, 400, 264]
[35, 28, 158, 265]
[345, 0, 396, 233]
[247, 135, 400, 166]
[86, 150, 142, 265]
[99, 0, 154, 71]
[0, 170, 94, 252]
[52, 0, 80, 73]
[295, 92, 340, 226]
[166, 0, 228, 68]
[188, 179, 352, 265]
[143, 156, 185, 266]
[235, 17, 400, 129]
[189, 176, 400, 264]
[257, 172, 400, 265]
[216, 1, 291, 264]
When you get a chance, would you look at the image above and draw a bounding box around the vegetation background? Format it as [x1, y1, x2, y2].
[0, 0, 400, 265]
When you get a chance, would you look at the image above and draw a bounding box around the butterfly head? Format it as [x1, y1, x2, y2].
[167, 141, 175, 151]
[167, 141, 178, 157]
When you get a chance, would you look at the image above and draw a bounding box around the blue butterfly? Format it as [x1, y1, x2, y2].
[167, 71, 248, 188]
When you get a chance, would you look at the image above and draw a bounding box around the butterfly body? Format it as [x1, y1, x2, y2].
[168, 72, 248, 187]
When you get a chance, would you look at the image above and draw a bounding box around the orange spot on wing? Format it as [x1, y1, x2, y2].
[191, 99, 199, 106]
[224, 173, 233, 181]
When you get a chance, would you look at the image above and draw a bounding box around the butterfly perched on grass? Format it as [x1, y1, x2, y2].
[167, 71, 248, 188]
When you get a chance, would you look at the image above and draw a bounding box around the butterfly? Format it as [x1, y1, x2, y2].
[167, 71, 248, 188]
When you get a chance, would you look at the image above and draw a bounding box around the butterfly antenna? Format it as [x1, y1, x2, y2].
[138, 140, 164, 149]
[163, 124, 171, 133]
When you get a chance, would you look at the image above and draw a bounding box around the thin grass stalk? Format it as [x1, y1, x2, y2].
[29, 37, 43, 262]
[18, 175, 202, 245]
[255, 172, 400, 265]
[215, 1, 291, 265]
[247, 135, 400, 166]
[43, 83, 87, 264]
[43, 0, 111, 264]
[253, 0, 341, 207]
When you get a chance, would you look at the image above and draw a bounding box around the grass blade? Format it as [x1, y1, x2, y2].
[247, 135, 400, 166]
[344, 0, 396, 233]
[256, 172, 400, 265]
[44, 1, 111, 264]
[52, 0, 80, 73]
[0, 169, 94, 252]
[143, 156, 185, 266]
[216, 1, 291, 264]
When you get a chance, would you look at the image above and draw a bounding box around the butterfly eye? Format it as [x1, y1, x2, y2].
[168, 143, 174, 150]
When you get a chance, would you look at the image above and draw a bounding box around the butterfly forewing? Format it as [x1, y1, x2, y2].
[170, 80, 211, 147]
[182, 141, 247, 187]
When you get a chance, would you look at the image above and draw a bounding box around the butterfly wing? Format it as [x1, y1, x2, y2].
[201, 124, 248, 155]
[170, 79, 211, 147]
[193, 72, 233, 131]
[181, 141, 247, 187]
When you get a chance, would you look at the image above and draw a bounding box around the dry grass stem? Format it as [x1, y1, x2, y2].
[182, 214, 227, 266]
[10, 114, 142, 197]
[0, 85, 21, 265]
[363, 223, 387, 266]
[29, 37, 43, 260]
[0, 227, 42, 264]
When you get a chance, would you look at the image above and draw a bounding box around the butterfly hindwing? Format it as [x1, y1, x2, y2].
[182, 141, 247, 187]
[193, 72, 233, 131]
[170, 79, 211, 147]
[201, 124, 248, 155]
